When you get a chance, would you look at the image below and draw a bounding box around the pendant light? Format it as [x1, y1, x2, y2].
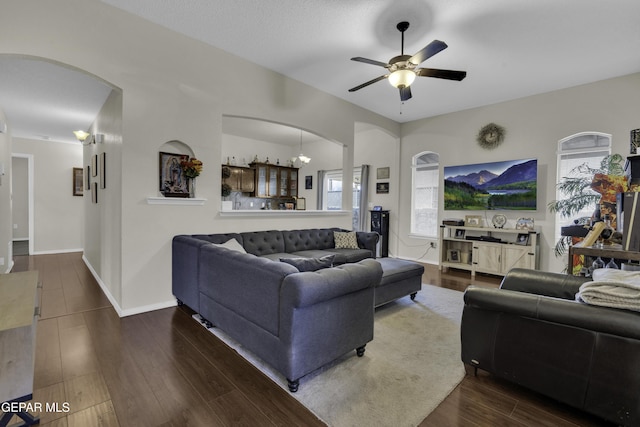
[292, 130, 311, 167]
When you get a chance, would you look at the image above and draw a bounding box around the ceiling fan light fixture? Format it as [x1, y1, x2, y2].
[388, 69, 416, 88]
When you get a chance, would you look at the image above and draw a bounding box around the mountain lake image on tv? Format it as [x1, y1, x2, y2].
[444, 158, 537, 210]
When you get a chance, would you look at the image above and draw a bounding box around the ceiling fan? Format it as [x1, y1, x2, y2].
[348, 21, 467, 101]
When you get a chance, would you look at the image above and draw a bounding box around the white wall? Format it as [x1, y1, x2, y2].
[12, 138, 83, 253]
[398, 72, 640, 273]
[83, 89, 122, 306]
[11, 156, 28, 240]
[0, 108, 11, 272]
[222, 134, 298, 168]
[354, 125, 399, 245]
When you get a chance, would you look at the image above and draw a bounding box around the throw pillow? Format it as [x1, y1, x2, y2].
[334, 231, 359, 249]
[280, 255, 335, 272]
[213, 238, 246, 254]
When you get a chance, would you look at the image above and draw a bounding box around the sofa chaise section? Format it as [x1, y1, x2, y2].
[197, 244, 383, 391]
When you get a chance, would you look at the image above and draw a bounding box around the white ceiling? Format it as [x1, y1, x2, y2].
[2, 0, 640, 144]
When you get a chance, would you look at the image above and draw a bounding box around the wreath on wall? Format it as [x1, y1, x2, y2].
[476, 123, 505, 149]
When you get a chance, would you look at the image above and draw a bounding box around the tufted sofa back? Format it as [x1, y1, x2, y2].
[192, 233, 243, 246]
[283, 228, 336, 253]
[240, 230, 286, 256]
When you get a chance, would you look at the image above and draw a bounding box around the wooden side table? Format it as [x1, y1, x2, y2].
[0, 271, 40, 427]
[567, 244, 640, 274]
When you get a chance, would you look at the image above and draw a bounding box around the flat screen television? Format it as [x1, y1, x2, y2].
[444, 158, 537, 210]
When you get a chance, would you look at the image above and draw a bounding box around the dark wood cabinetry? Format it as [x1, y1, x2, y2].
[224, 165, 255, 193]
[251, 162, 298, 198]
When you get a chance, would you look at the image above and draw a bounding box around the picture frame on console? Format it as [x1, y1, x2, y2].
[447, 249, 461, 262]
[515, 233, 530, 245]
[465, 215, 483, 227]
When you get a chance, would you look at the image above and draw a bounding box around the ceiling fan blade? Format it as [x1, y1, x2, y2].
[409, 40, 448, 65]
[399, 86, 412, 101]
[416, 68, 467, 81]
[351, 57, 390, 68]
[348, 75, 388, 92]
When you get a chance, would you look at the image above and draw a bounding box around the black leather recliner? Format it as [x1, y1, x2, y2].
[461, 268, 640, 426]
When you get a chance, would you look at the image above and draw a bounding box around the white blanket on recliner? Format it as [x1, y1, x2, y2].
[576, 269, 640, 312]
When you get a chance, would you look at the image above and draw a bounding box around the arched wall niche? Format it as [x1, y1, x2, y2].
[159, 139, 195, 157]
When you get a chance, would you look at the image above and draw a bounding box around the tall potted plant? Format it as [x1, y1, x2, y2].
[548, 153, 625, 257]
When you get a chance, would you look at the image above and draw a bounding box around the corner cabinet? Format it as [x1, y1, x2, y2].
[251, 162, 298, 198]
[439, 225, 539, 277]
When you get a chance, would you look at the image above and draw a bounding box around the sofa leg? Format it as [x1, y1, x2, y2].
[410, 292, 417, 300]
[198, 316, 213, 328]
[287, 379, 299, 393]
[176, 299, 184, 306]
[356, 345, 366, 357]
[470, 359, 480, 376]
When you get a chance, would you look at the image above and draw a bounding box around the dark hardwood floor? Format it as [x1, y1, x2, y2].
[6, 253, 612, 426]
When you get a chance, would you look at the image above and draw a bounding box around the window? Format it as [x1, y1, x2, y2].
[323, 168, 362, 229]
[324, 170, 344, 210]
[411, 152, 440, 237]
[555, 132, 611, 239]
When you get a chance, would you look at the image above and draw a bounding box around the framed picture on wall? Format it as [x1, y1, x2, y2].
[377, 167, 390, 180]
[305, 175, 313, 190]
[376, 182, 389, 194]
[73, 167, 83, 196]
[91, 154, 98, 177]
[159, 152, 190, 197]
[100, 152, 106, 189]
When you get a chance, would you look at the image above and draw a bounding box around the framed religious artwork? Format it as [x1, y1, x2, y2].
[159, 152, 190, 197]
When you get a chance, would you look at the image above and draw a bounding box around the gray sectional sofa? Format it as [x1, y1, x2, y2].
[172, 228, 383, 391]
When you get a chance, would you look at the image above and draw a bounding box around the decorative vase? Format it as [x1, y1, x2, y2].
[189, 178, 196, 198]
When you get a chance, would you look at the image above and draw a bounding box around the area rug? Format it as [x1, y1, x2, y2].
[195, 284, 465, 427]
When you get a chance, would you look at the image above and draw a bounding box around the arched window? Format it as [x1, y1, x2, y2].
[555, 132, 611, 239]
[411, 151, 440, 237]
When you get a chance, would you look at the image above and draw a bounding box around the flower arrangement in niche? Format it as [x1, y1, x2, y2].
[180, 158, 203, 179]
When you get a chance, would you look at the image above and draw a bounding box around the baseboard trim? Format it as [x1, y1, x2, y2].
[81, 254, 124, 317]
[120, 300, 178, 317]
[81, 254, 177, 318]
[32, 248, 84, 255]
